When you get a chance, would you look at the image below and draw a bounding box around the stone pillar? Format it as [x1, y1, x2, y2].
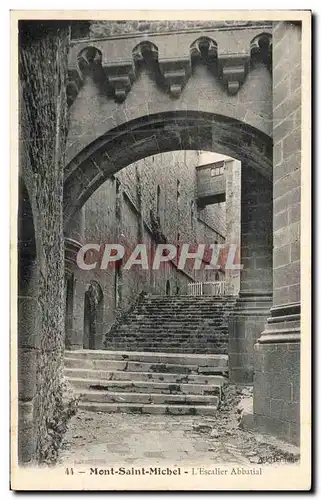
[224, 159, 241, 296]
[252, 22, 301, 444]
[228, 165, 273, 383]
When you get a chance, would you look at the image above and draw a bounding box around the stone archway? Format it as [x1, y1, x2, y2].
[83, 280, 104, 350]
[63, 111, 272, 229]
[63, 111, 273, 385]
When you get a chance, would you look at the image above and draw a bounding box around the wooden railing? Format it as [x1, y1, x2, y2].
[188, 281, 226, 297]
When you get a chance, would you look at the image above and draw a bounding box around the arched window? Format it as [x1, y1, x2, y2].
[166, 280, 171, 296]
[177, 179, 181, 205]
[190, 201, 195, 229]
[215, 272, 220, 282]
[156, 185, 161, 218]
[83, 280, 104, 350]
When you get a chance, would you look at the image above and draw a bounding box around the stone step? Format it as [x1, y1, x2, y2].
[106, 333, 228, 340]
[65, 357, 227, 373]
[64, 368, 226, 385]
[67, 377, 223, 395]
[105, 347, 227, 355]
[77, 401, 218, 415]
[77, 390, 220, 406]
[105, 343, 227, 351]
[65, 350, 227, 366]
[110, 325, 228, 330]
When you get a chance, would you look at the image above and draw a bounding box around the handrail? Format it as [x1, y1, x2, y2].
[187, 281, 225, 296]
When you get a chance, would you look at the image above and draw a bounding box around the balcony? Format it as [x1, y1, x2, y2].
[196, 160, 226, 207]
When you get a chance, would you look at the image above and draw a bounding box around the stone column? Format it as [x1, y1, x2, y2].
[252, 22, 301, 445]
[228, 165, 273, 383]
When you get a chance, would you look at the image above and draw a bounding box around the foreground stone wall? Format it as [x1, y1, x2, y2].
[18, 21, 76, 464]
[253, 21, 301, 445]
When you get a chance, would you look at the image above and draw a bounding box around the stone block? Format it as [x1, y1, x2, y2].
[274, 210, 289, 232]
[273, 87, 301, 122]
[274, 141, 283, 166]
[289, 202, 301, 224]
[289, 421, 300, 446]
[18, 401, 35, 463]
[18, 348, 38, 400]
[270, 399, 299, 423]
[253, 341, 300, 444]
[18, 297, 40, 349]
[274, 244, 291, 268]
[229, 367, 254, 384]
[287, 284, 300, 304]
[253, 414, 290, 442]
[282, 127, 301, 159]
[253, 393, 271, 417]
[273, 261, 300, 289]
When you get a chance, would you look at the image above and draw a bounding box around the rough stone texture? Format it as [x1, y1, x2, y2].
[87, 20, 271, 39]
[253, 21, 302, 445]
[228, 165, 273, 384]
[18, 21, 77, 464]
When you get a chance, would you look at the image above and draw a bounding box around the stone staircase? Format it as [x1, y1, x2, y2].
[104, 295, 235, 354]
[64, 349, 228, 415]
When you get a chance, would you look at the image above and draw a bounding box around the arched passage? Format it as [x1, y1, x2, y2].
[64, 110, 273, 382]
[63, 111, 272, 229]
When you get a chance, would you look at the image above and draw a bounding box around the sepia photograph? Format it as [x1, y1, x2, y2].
[11, 10, 311, 490]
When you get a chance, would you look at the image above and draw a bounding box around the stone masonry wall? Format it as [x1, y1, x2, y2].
[18, 21, 75, 464]
[87, 20, 270, 39]
[253, 21, 301, 445]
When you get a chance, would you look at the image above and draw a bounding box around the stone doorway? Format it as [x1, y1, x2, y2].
[83, 280, 103, 350]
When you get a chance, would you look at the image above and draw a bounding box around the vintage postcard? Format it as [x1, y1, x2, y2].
[10, 9, 311, 491]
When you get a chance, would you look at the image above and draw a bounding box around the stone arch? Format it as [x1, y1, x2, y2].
[83, 280, 104, 350]
[190, 36, 218, 63]
[133, 40, 159, 66]
[250, 33, 272, 72]
[64, 111, 272, 230]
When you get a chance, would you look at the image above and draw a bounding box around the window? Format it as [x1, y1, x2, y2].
[176, 179, 181, 205]
[156, 185, 161, 217]
[210, 162, 225, 177]
[190, 201, 195, 229]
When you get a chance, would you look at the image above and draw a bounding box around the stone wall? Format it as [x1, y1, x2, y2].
[87, 20, 271, 39]
[252, 21, 301, 445]
[18, 21, 76, 464]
